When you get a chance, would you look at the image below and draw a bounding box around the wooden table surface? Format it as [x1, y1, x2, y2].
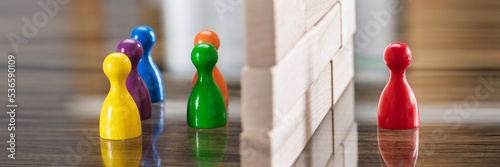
[357, 124, 500, 166]
[0, 69, 499, 167]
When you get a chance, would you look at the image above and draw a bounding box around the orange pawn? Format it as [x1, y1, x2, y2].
[191, 30, 229, 107]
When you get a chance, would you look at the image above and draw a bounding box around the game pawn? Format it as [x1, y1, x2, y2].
[378, 42, 419, 130]
[131, 26, 165, 103]
[191, 30, 229, 108]
[117, 38, 152, 120]
[100, 53, 142, 140]
[187, 43, 227, 129]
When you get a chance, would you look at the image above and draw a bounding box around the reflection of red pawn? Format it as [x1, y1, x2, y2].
[378, 42, 419, 130]
[377, 127, 419, 167]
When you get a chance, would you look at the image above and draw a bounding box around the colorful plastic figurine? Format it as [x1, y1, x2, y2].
[131, 26, 165, 103]
[190, 30, 229, 108]
[187, 43, 227, 129]
[378, 42, 419, 130]
[117, 38, 152, 120]
[100, 53, 142, 140]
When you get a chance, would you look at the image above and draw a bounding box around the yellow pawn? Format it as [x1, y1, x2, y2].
[100, 53, 142, 140]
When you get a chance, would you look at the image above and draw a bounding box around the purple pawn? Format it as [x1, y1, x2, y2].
[117, 38, 152, 120]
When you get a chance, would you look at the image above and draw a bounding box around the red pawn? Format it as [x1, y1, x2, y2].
[378, 42, 419, 130]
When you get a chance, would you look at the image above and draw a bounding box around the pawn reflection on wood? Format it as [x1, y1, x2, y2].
[100, 137, 142, 167]
[377, 127, 419, 167]
[188, 126, 228, 167]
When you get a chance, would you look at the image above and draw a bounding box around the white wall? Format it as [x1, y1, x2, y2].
[162, 0, 245, 82]
[354, 0, 401, 84]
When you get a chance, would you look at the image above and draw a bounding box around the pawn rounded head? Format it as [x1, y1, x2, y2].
[103, 53, 132, 81]
[130, 26, 156, 51]
[384, 42, 412, 70]
[194, 30, 220, 50]
[191, 43, 218, 70]
[117, 38, 143, 67]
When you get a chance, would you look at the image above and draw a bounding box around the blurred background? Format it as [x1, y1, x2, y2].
[354, 0, 500, 123]
[0, 0, 244, 94]
[355, 0, 500, 100]
[0, 0, 499, 122]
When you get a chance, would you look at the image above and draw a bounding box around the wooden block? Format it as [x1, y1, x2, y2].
[273, 4, 341, 125]
[272, 62, 332, 166]
[245, 0, 343, 67]
[332, 38, 354, 104]
[292, 110, 334, 167]
[241, 62, 333, 167]
[274, 0, 307, 61]
[343, 123, 359, 167]
[241, 66, 273, 131]
[245, 0, 276, 67]
[242, 1, 356, 165]
[333, 80, 355, 152]
[304, 0, 339, 30]
[340, 0, 356, 45]
[242, 4, 341, 131]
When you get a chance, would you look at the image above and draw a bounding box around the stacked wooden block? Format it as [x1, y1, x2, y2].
[292, 83, 358, 166]
[241, 0, 356, 166]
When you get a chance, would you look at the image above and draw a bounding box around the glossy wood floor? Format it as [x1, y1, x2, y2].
[357, 124, 500, 166]
[0, 69, 499, 166]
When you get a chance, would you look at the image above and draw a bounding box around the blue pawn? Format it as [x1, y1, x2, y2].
[131, 26, 165, 103]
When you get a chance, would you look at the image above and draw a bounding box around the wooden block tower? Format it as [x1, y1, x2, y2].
[241, 0, 357, 166]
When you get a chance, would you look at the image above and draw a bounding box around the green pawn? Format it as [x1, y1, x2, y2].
[188, 43, 227, 129]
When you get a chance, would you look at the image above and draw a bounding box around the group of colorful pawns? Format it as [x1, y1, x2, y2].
[100, 26, 228, 140]
[100, 25, 420, 141]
